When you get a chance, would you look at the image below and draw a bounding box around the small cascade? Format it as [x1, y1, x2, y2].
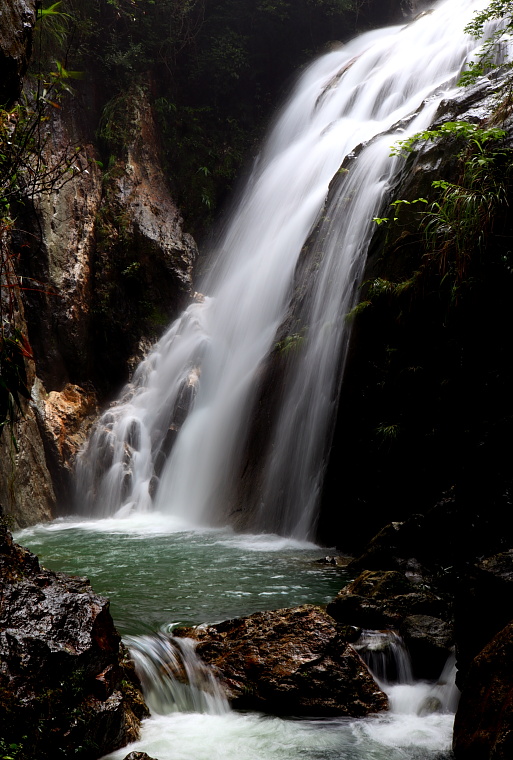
[354, 630, 414, 686]
[126, 633, 229, 716]
[355, 630, 460, 717]
[416, 652, 460, 717]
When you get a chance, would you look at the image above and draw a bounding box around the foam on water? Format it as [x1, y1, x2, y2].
[100, 710, 454, 760]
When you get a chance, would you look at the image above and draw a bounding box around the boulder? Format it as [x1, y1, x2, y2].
[0, 524, 149, 759]
[454, 551, 513, 690]
[399, 615, 454, 680]
[453, 620, 513, 760]
[176, 605, 388, 717]
[346, 518, 430, 574]
[327, 570, 446, 630]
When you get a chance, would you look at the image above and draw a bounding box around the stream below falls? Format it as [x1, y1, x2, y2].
[18, 518, 457, 760]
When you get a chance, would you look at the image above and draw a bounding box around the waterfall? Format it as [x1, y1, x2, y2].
[354, 630, 460, 717]
[76, 0, 494, 537]
[126, 633, 229, 716]
[354, 630, 414, 686]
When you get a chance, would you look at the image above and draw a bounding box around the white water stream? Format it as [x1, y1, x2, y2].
[62, 0, 505, 757]
[76, 0, 497, 542]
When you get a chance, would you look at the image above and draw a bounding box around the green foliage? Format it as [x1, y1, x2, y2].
[358, 111, 511, 324]
[373, 197, 428, 225]
[384, 119, 510, 300]
[275, 332, 305, 355]
[426, 144, 508, 251]
[375, 422, 400, 442]
[0, 737, 25, 760]
[345, 299, 372, 321]
[459, 0, 513, 86]
[390, 121, 506, 158]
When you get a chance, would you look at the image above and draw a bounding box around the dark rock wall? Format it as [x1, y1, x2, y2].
[453, 619, 513, 760]
[319, 75, 513, 552]
[0, 0, 36, 106]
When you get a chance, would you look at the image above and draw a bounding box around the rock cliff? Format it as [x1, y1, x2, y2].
[0, 0, 36, 106]
[0, 6, 198, 525]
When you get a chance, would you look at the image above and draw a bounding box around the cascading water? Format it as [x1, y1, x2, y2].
[354, 630, 460, 716]
[77, 0, 496, 539]
[127, 633, 229, 716]
[354, 630, 414, 686]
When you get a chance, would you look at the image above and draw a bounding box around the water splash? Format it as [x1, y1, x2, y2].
[77, 0, 496, 540]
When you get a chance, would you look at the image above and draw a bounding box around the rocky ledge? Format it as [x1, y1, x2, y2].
[176, 604, 388, 717]
[0, 523, 149, 759]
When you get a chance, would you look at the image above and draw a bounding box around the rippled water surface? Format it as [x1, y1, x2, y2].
[17, 515, 346, 634]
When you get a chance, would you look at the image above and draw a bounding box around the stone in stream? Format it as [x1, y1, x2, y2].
[399, 614, 454, 681]
[453, 619, 513, 760]
[0, 523, 149, 759]
[326, 569, 454, 680]
[175, 604, 388, 716]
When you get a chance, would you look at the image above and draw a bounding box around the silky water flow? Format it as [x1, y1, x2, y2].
[29, 0, 505, 757]
[75, 0, 499, 541]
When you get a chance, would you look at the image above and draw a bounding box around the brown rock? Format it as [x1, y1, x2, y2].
[454, 551, 513, 690]
[177, 605, 388, 716]
[399, 615, 454, 680]
[327, 570, 444, 630]
[453, 620, 513, 760]
[30, 379, 99, 504]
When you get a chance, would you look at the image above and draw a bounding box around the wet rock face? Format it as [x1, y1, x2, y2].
[176, 605, 388, 716]
[0, 524, 149, 759]
[453, 621, 513, 760]
[20, 86, 198, 397]
[326, 569, 453, 680]
[2, 82, 199, 525]
[453, 551, 513, 690]
[31, 380, 99, 508]
[399, 614, 454, 681]
[0, 0, 36, 106]
[0, 402, 56, 528]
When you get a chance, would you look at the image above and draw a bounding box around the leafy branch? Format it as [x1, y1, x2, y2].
[459, 0, 513, 86]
